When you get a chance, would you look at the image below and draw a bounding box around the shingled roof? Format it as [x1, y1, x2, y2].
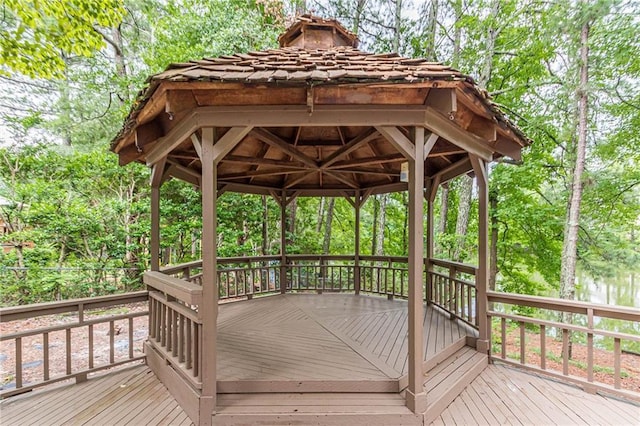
[111, 15, 530, 195]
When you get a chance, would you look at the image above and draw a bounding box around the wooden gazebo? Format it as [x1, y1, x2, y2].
[111, 15, 529, 426]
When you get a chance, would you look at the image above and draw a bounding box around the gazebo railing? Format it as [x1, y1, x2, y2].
[428, 258, 478, 328]
[487, 291, 640, 401]
[155, 255, 478, 328]
[0, 291, 148, 398]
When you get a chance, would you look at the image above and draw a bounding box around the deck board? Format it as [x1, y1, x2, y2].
[2, 294, 637, 425]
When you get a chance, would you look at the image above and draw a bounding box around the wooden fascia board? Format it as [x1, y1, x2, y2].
[196, 105, 429, 127]
[424, 107, 493, 161]
[375, 126, 415, 160]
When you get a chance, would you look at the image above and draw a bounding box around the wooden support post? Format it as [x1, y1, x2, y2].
[150, 186, 160, 272]
[200, 127, 217, 424]
[425, 177, 439, 305]
[280, 191, 287, 294]
[470, 155, 490, 353]
[354, 190, 361, 295]
[406, 127, 427, 413]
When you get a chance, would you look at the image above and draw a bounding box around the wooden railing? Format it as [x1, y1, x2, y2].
[428, 258, 478, 328]
[287, 255, 355, 293]
[157, 256, 479, 329]
[487, 291, 640, 401]
[143, 272, 202, 389]
[0, 291, 148, 398]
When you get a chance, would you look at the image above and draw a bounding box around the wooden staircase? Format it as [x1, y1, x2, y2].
[422, 345, 488, 424]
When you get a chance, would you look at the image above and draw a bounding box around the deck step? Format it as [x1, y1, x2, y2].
[423, 346, 488, 424]
[213, 392, 423, 425]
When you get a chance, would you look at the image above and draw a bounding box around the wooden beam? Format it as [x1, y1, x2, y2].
[251, 128, 318, 168]
[328, 153, 404, 169]
[218, 168, 308, 180]
[196, 105, 431, 127]
[166, 160, 201, 186]
[320, 128, 379, 168]
[150, 157, 168, 188]
[213, 127, 252, 164]
[146, 111, 198, 166]
[333, 167, 396, 176]
[190, 133, 202, 160]
[284, 170, 316, 189]
[424, 107, 493, 161]
[375, 126, 415, 160]
[222, 155, 307, 169]
[423, 132, 439, 161]
[432, 157, 472, 183]
[324, 171, 359, 189]
[493, 138, 523, 161]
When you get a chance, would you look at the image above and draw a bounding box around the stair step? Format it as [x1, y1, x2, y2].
[423, 346, 488, 424]
[214, 392, 422, 425]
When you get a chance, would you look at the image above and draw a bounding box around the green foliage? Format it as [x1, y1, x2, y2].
[0, 0, 125, 78]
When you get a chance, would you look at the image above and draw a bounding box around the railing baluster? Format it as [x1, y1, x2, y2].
[109, 320, 115, 364]
[519, 321, 525, 364]
[128, 317, 134, 359]
[186, 318, 192, 370]
[501, 318, 506, 359]
[614, 337, 621, 389]
[540, 324, 546, 370]
[562, 328, 569, 376]
[89, 324, 94, 368]
[15, 337, 22, 389]
[587, 308, 593, 383]
[172, 309, 179, 357]
[66, 328, 72, 374]
[43, 332, 50, 381]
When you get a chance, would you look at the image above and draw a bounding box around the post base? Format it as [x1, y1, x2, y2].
[405, 388, 428, 413]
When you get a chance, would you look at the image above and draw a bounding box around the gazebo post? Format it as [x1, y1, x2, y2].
[280, 190, 287, 294]
[200, 127, 218, 424]
[354, 190, 361, 295]
[470, 155, 490, 353]
[406, 127, 427, 413]
[150, 186, 160, 272]
[425, 176, 440, 305]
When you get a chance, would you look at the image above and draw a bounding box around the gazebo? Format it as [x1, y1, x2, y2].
[111, 15, 529, 426]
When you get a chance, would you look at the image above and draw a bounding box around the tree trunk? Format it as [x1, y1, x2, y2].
[261, 195, 268, 255]
[452, 176, 472, 262]
[423, 0, 439, 61]
[374, 194, 388, 256]
[560, 14, 590, 306]
[287, 198, 297, 247]
[322, 198, 335, 255]
[317, 197, 325, 233]
[393, 0, 402, 52]
[352, 0, 367, 34]
[437, 183, 449, 253]
[489, 190, 499, 290]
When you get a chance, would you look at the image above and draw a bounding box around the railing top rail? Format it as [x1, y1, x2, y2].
[429, 258, 477, 274]
[0, 290, 148, 323]
[218, 255, 281, 263]
[488, 290, 640, 322]
[144, 271, 202, 306]
[159, 260, 203, 275]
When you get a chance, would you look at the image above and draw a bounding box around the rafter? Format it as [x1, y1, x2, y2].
[328, 153, 405, 169]
[251, 128, 318, 168]
[320, 128, 379, 168]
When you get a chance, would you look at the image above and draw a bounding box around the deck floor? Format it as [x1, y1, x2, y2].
[2, 363, 637, 425]
[217, 293, 472, 383]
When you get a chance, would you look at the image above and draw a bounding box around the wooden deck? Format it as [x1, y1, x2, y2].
[2, 362, 637, 425]
[216, 293, 473, 391]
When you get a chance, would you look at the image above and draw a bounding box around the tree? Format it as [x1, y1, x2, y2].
[0, 0, 125, 78]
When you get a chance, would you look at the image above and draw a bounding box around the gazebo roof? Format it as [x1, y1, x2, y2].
[112, 15, 530, 196]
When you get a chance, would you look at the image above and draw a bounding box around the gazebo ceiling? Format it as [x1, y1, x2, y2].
[111, 15, 530, 196]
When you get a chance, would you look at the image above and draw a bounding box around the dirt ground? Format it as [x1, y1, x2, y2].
[0, 302, 148, 390]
